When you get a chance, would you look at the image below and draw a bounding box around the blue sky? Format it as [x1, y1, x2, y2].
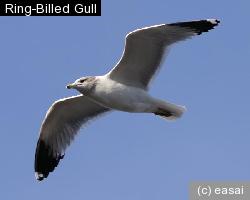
[0, 0, 250, 199]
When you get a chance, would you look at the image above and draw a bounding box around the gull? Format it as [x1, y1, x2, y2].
[35, 19, 220, 181]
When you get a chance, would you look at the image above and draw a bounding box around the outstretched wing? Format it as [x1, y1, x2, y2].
[108, 19, 220, 90]
[35, 95, 110, 181]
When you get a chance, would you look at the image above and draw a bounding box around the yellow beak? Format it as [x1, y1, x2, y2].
[66, 83, 74, 89]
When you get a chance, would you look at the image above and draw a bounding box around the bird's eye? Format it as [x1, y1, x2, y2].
[79, 79, 85, 83]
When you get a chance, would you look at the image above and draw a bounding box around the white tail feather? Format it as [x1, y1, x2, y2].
[154, 99, 186, 120]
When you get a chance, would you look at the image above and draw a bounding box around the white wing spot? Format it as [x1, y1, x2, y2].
[207, 19, 219, 25]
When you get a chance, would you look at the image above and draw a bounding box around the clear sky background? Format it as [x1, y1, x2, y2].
[0, 0, 249, 199]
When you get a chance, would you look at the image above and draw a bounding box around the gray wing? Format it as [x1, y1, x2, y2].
[35, 95, 110, 181]
[108, 19, 220, 90]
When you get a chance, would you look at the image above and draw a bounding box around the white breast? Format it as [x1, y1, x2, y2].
[89, 75, 155, 112]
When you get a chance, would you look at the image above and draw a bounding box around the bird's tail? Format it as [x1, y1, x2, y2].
[153, 99, 186, 120]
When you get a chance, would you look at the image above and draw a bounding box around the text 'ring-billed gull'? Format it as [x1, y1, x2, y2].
[35, 19, 220, 181]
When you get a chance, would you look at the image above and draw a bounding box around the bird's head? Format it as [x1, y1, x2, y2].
[66, 76, 97, 95]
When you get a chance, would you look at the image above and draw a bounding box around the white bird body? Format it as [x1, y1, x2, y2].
[34, 19, 220, 181]
[88, 75, 156, 112]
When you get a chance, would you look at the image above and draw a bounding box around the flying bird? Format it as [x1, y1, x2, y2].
[35, 19, 220, 181]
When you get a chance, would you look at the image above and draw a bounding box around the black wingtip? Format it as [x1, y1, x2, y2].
[169, 19, 220, 35]
[34, 139, 64, 181]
